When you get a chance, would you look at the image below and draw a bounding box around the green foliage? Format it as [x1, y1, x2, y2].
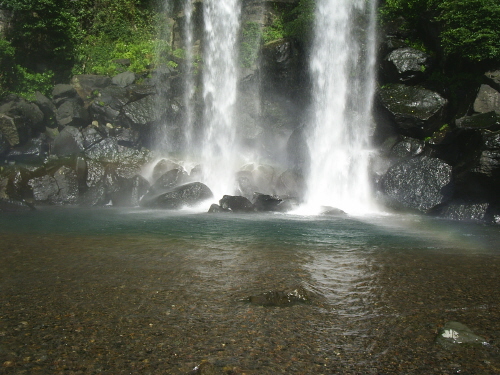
[282, 0, 315, 42]
[380, 0, 500, 64]
[263, 17, 284, 44]
[0, 38, 15, 97]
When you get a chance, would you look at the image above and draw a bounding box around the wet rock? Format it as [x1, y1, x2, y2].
[253, 193, 282, 212]
[208, 203, 226, 213]
[53, 166, 79, 205]
[436, 321, 488, 349]
[52, 126, 84, 156]
[141, 182, 213, 209]
[122, 95, 160, 126]
[473, 84, 500, 114]
[219, 195, 255, 212]
[0, 113, 20, 146]
[379, 156, 453, 213]
[378, 84, 447, 138]
[149, 168, 189, 194]
[456, 111, 500, 131]
[81, 126, 104, 149]
[383, 47, 432, 83]
[246, 287, 312, 307]
[34, 92, 56, 127]
[431, 202, 490, 223]
[52, 84, 78, 106]
[389, 136, 425, 159]
[6, 134, 48, 163]
[151, 159, 182, 182]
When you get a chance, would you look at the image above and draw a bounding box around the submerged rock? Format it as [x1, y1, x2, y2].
[245, 286, 312, 307]
[436, 321, 489, 349]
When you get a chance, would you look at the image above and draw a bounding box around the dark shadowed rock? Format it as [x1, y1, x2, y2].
[34, 92, 56, 127]
[151, 159, 182, 182]
[208, 203, 226, 213]
[141, 182, 213, 209]
[456, 111, 500, 131]
[148, 168, 189, 195]
[389, 136, 425, 159]
[122, 95, 160, 126]
[0, 113, 19, 146]
[379, 156, 453, 213]
[71, 74, 111, 101]
[378, 84, 447, 138]
[52, 84, 78, 105]
[219, 195, 255, 212]
[253, 193, 282, 211]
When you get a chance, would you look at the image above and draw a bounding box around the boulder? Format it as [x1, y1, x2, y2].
[383, 47, 432, 83]
[52, 126, 84, 156]
[71, 74, 112, 101]
[52, 84, 78, 106]
[378, 84, 447, 138]
[151, 159, 182, 182]
[253, 193, 283, 212]
[53, 166, 79, 205]
[0, 114, 20, 146]
[0, 96, 45, 140]
[473, 84, 500, 114]
[389, 136, 425, 159]
[140, 182, 213, 209]
[0, 132, 9, 156]
[34, 92, 56, 127]
[55, 99, 89, 128]
[112, 71, 136, 87]
[379, 156, 453, 213]
[122, 95, 160, 126]
[219, 195, 255, 212]
[148, 168, 189, 195]
[6, 134, 47, 163]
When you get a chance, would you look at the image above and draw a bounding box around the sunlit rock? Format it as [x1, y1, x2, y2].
[378, 84, 447, 138]
[383, 47, 432, 83]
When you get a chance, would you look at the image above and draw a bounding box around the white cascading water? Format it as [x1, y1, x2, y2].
[183, 0, 195, 151]
[304, 0, 378, 215]
[200, 0, 241, 199]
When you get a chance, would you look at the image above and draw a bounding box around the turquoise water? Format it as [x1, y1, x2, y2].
[1, 208, 500, 374]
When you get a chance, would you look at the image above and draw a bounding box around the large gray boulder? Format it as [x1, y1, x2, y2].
[383, 47, 432, 83]
[378, 84, 447, 138]
[52, 126, 84, 156]
[55, 99, 89, 128]
[379, 156, 453, 213]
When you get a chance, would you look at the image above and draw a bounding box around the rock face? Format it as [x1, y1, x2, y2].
[379, 156, 453, 213]
[382, 47, 432, 83]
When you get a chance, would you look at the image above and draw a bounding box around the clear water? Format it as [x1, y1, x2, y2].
[1, 208, 500, 373]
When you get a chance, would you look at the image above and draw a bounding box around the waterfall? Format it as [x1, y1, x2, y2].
[304, 0, 378, 215]
[183, 0, 195, 152]
[200, 0, 241, 199]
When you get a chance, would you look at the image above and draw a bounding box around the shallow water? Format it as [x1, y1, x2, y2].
[1, 208, 500, 374]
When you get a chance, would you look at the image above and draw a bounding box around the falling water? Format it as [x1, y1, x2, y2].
[200, 0, 241, 198]
[183, 0, 195, 151]
[304, 0, 378, 215]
